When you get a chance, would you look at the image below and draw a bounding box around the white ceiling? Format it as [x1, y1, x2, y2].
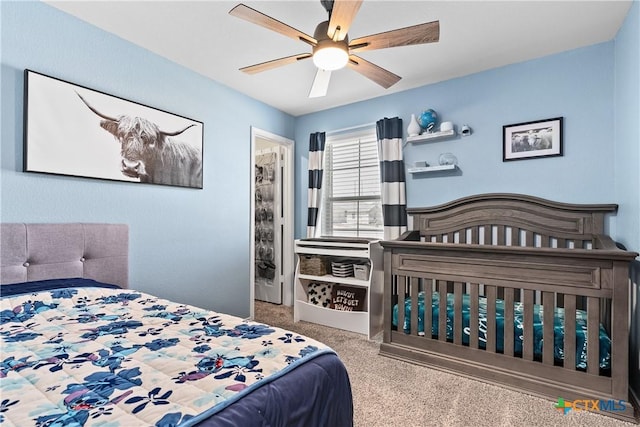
[45, 0, 632, 117]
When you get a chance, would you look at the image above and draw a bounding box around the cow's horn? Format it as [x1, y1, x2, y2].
[161, 124, 196, 137]
[76, 92, 118, 122]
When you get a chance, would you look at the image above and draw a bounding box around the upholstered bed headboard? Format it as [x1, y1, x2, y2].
[0, 223, 128, 288]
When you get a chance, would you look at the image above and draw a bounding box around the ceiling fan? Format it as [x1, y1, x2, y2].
[229, 0, 440, 98]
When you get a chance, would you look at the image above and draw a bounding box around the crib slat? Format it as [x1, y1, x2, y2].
[503, 288, 515, 357]
[539, 234, 550, 248]
[458, 229, 466, 244]
[497, 226, 505, 246]
[587, 296, 600, 375]
[525, 230, 534, 247]
[470, 227, 479, 244]
[511, 228, 520, 246]
[470, 284, 479, 349]
[523, 290, 534, 360]
[486, 286, 496, 352]
[557, 238, 566, 248]
[422, 279, 432, 338]
[410, 277, 419, 336]
[438, 280, 447, 341]
[454, 282, 463, 345]
[564, 294, 576, 370]
[447, 232, 454, 243]
[484, 225, 492, 245]
[397, 275, 406, 334]
[543, 291, 555, 365]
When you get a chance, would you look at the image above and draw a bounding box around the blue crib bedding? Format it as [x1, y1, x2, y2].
[0, 279, 353, 426]
[393, 291, 611, 370]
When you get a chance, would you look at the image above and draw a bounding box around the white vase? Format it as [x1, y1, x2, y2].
[407, 114, 421, 137]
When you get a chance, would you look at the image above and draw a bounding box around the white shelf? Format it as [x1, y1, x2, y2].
[408, 164, 457, 174]
[296, 239, 372, 249]
[294, 239, 383, 339]
[295, 239, 371, 257]
[298, 273, 370, 288]
[406, 129, 456, 143]
[295, 246, 369, 258]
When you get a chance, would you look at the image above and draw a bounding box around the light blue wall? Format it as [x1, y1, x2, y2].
[294, 42, 617, 238]
[0, 1, 295, 318]
[614, 0, 640, 401]
[615, 1, 640, 255]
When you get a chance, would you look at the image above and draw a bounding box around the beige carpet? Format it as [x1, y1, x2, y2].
[254, 301, 637, 427]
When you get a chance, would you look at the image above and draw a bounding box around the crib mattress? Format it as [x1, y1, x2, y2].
[392, 291, 611, 370]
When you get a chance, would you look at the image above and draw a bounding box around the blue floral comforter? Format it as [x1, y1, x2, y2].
[0, 285, 335, 426]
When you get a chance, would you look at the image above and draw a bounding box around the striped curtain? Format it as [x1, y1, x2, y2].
[376, 117, 407, 240]
[307, 132, 325, 238]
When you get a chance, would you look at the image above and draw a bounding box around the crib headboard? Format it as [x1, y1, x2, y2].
[407, 193, 617, 249]
[0, 223, 129, 288]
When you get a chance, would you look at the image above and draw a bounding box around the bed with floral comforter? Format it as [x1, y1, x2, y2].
[0, 279, 353, 426]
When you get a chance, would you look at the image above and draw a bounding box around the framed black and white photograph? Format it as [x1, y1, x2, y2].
[24, 69, 203, 189]
[503, 117, 563, 162]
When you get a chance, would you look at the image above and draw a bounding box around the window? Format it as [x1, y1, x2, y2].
[320, 127, 383, 239]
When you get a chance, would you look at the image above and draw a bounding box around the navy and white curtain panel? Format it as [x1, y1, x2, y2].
[307, 132, 325, 238]
[376, 117, 407, 240]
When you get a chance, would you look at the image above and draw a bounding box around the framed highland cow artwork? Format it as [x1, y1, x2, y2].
[24, 69, 204, 188]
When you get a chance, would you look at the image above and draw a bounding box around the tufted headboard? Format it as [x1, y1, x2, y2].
[0, 223, 128, 288]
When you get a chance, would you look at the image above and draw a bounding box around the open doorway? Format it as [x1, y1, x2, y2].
[250, 127, 294, 319]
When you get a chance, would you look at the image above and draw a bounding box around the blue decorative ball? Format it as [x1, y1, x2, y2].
[418, 109, 438, 131]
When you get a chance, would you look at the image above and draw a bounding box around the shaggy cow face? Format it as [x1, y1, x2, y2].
[100, 116, 164, 180]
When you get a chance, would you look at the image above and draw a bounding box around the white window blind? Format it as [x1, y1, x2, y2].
[320, 127, 383, 239]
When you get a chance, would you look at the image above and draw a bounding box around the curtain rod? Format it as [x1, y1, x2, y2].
[326, 122, 377, 136]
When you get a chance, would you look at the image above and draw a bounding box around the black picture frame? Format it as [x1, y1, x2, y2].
[503, 117, 563, 162]
[24, 69, 204, 189]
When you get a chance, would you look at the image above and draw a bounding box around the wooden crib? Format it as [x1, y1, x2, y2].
[379, 193, 638, 422]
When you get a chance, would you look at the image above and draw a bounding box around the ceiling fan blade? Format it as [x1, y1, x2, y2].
[309, 69, 332, 98]
[327, 0, 363, 41]
[347, 55, 401, 89]
[349, 20, 439, 52]
[240, 53, 312, 74]
[229, 4, 317, 46]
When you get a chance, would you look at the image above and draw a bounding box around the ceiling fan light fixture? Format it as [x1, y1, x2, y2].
[313, 42, 349, 70]
[230, 2, 441, 97]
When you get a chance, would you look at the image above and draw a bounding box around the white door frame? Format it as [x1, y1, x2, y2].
[250, 127, 295, 319]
